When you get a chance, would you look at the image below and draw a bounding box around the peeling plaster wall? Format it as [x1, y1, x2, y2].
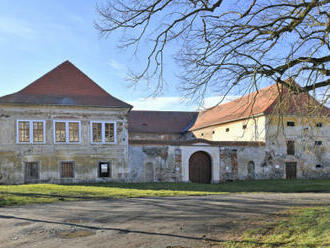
[265, 115, 330, 179]
[128, 145, 182, 182]
[0, 104, 130, 184]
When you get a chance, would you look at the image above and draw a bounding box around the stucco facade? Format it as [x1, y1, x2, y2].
[0, 104, 130, 184]
[0, 61, 329, 184]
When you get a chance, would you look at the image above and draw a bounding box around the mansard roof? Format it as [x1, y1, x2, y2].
[0, 61, 132, 109]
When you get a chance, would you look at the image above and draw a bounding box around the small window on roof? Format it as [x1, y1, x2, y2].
[225, 128, 230, 132]
[315, 141, 322, 146]
[242, 124, 247, 129]
[201, 133, 204, 136]
[287, 121, 295, 127]
[316, 122, 322, 127]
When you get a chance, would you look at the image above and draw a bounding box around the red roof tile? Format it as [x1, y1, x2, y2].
[190, 82, 329, 130]
[129, 139, 265, 146]
[0, 61, 132, 108]
[128, 110, 198, 133]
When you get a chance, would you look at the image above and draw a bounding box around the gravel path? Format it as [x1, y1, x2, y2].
[1, 193, 329, 248]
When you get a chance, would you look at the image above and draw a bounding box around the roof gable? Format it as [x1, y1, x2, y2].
[0, 61, 132, 108]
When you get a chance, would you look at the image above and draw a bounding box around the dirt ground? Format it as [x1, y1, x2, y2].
[0, 193, 329, 248]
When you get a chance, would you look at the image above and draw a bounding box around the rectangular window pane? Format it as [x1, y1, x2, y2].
[69, 122, 79, 142]
[61, 162, 74, 178]
[99, 162, 111, 177]
[25, 162, 39, 180]
[105, 123, 114, 142]
[55, 122, 66, 142]
[92, 123, 102, 142]
[33, 121, 44, 142]
[19, 121, 30, 142]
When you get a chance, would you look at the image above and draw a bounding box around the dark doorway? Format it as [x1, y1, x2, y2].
[285, 162, 297, 179]
[247, 161, 255, 180]
[25, 162, 39, 183]
[189, 151, 212, 183]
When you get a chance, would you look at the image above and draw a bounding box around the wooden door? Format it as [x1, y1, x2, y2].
[189, 151, 211, 184]
[285, 162, 297, 179]
[25, 162, 39, 183]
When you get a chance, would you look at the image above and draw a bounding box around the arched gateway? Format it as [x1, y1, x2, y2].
[189, 151, 212, 183]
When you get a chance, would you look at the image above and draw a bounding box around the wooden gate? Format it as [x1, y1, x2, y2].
[189, 151, 211, 184]
[25, 162, 39, 183]
[285, 162, 297, 179]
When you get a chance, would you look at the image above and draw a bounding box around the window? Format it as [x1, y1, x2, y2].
[17, 120, 45, 144]
[226, 128, 230, 132]
[54, 121, 81, 144]
[242, 124, 247, 129]
[25, 162, 40, 181]
[315, 164, 323, 169]
[99, 162, 111, 177]
[286, 140, 295, 155]
[212, 130, 215, 134]
[287, 121, 295, 127]
[315, 141, 322, 146]
[91, 121, 116, 144]
[60, 162, 74, 178]
[316, 122, 322, 127]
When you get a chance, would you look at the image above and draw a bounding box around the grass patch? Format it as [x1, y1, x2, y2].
[0, 179, 329, 207]
[79, 179, 330, 193]
[223, 206, 330, 248]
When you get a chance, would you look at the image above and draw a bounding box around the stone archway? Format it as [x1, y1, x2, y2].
[189, 151, 212, 183]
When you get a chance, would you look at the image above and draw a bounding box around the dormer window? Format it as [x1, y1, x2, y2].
[316, 122, 322, 127]
[287, 121, 295, 127]
[315, 141, 322, 146]
[242, 124, 247, 129]
[226, 128, 230, 132]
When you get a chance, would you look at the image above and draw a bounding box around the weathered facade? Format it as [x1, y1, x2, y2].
[0, 61, 329, 184]
[0, 61, 132, 184]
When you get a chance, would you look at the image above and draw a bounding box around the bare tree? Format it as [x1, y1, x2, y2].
[96, 0, 330, 107]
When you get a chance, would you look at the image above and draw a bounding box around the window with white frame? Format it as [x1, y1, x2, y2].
[91, 121, 116, 144]
[17, 120, 45, 144]
[54, 121, 81, 143]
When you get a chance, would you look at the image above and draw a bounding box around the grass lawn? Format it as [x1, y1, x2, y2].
[0, 179, 329, 207]
[223, 206, 330, 248]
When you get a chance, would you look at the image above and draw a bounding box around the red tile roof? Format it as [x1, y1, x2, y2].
[129, 139, 265, 146]
[190, 82, 329, 130]
[0, 61, 132, 109]
[128, 110, 198, 133]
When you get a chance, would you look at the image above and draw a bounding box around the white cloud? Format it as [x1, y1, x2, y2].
[0, 17, 36, 39]
[128, 95, 239, 111]
[108, 59, 127, 77]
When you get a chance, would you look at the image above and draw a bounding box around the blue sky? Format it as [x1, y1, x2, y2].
[0, 0, 229, 111]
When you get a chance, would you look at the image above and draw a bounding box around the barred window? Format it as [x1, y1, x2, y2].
[91, 121, 116, 144]
[17, 120, 45, 143]
[61, 162, 74, 178]
[54, 121, 80, 143]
